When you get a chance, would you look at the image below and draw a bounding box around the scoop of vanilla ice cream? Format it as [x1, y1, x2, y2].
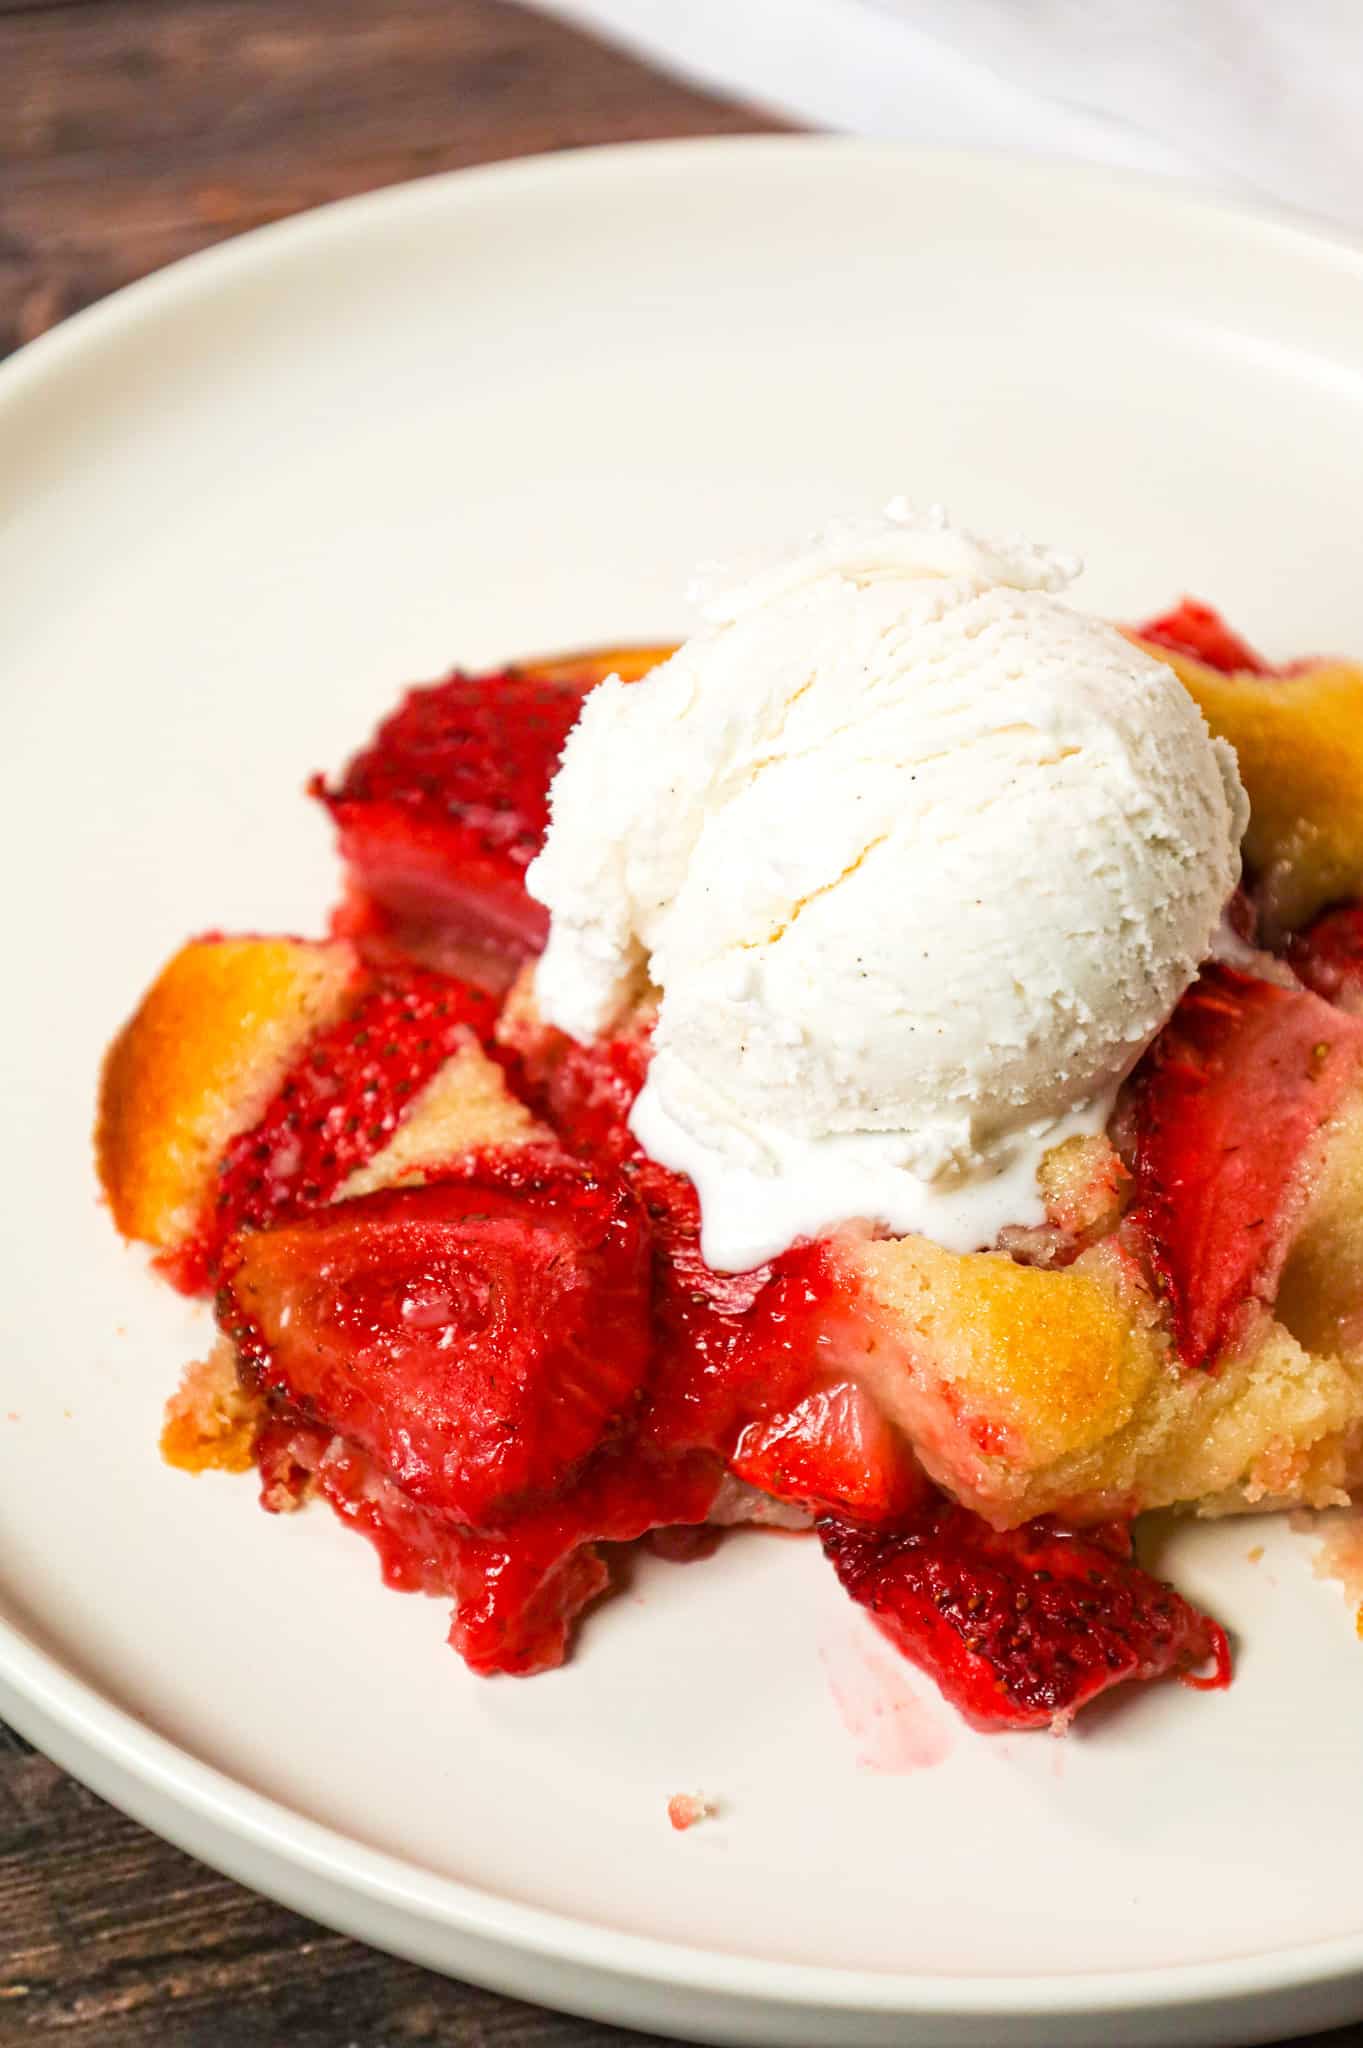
[527, 504, 1249, 1270]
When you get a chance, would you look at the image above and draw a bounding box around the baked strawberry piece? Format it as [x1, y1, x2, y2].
[220, 1152, 654, 1528]
[821, 1507, 1229, 1732]
[1126, 963, 1363, 1369]
[313, 648, 669, 987]
[730, 1378, 926, 1526]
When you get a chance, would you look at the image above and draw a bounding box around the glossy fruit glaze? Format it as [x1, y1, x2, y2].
[254, 1410, 720, 1675]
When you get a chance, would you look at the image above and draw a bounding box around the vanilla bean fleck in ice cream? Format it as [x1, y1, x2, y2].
[527, 503, 1249, 1270]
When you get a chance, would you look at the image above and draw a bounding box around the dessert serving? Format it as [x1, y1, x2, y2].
[96, 504, 1363, 1735]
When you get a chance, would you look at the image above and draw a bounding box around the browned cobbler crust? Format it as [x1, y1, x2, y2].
[97, 937, 361, 1254]
[160, 1343, 266, 1475]
[1133, 637, 1363, 939]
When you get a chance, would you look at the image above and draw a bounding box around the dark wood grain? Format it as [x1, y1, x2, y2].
[0, 1721, 653, 2047]
[0, 0, 783, 358]
[0, 7, 1357, 2047]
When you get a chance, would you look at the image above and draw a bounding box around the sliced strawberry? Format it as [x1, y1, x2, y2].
[313, 664, 586, 978]
[821, 1505, 1230, 1732]
[731, 1380, 926, 1524]
[174, 965, 499, 1292]
[219, 1152, 654, 1528]
[665, 1235, 917, 1523]
[314, 652, 669, 986]
[1127, 964, 1363, 1368]
[1286, 903, 1363, 1013]
[1134, 599, 1272, 675]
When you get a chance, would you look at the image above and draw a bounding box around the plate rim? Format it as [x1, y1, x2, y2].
[6, 133, 1363, 2030]
[7, 1610, 1363, 2025]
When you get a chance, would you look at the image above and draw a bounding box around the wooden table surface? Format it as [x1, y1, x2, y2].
[0, 5, 1359, 2045]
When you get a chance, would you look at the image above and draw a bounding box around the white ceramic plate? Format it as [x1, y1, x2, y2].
[5, 139, 1363, 2048]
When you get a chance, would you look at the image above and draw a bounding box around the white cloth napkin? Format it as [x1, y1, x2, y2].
[541, 0, 1363, 233]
